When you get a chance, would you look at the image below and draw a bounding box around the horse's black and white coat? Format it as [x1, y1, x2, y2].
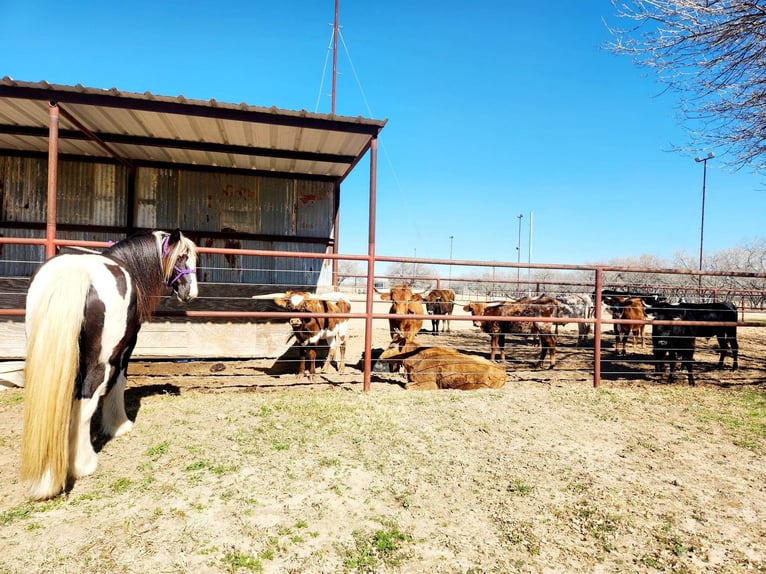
[21, 229, 198, 500]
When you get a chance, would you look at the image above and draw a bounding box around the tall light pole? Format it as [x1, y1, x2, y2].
[516, 213, 523, 287]
[695, 151, 714, 288]
[448, 235, 454, 288]
[527, 211, 533, 295]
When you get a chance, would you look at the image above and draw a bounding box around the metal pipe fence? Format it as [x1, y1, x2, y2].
[2, 237, 765, 389]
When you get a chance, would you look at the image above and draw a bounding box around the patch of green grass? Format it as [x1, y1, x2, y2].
[0, 392, 23, 405]
[221, 548, 262, 573]
[697, 389, 766, 453]
[0, 503, 35, 526]
[508, 479, 533, 495]
[184, 460, 209, 472]
[343, 522, 412, 572]
[0, 496, 64, 526]
[111, 477, 132, 494]
[636, 553, 663, 569]
[146, 441, 169, 458]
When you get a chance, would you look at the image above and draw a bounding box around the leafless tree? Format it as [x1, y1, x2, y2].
[337, 260, 365, 291]
[608, 0, 766, 171]
[384, 261, 436, 289]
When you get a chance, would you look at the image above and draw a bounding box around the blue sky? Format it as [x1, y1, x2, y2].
[2, 1, 764, 266]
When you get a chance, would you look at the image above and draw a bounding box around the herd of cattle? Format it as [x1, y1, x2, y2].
[255, 286, 740, 390]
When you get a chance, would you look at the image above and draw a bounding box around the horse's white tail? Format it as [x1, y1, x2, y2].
[21, 266, 91, 500]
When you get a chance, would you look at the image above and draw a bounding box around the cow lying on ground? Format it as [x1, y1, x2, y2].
[463, 296, 559, 369]
[424, 288, 456, 334]
[379, 346, 506, 390]
[268, 291, 351, 380]
[376, 285, 426, 365]
[647, 300, 739, 384]
[602, 295, 647, 355]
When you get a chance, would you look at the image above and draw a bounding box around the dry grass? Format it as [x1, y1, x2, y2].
[1, 375, 765, 573]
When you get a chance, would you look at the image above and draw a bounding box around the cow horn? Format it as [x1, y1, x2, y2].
[373, 287, 390, 294]
[251, 292, 288, 300]
[310, 292, 349, 302]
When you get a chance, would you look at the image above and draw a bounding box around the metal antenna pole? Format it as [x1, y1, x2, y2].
[516, 213, 523, 287]
[331, 0, 339, 114]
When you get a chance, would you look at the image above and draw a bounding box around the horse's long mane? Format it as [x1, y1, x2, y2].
[103, 231, 166, 323]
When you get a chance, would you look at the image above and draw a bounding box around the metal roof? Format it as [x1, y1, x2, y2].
[0, 78, 386, 180]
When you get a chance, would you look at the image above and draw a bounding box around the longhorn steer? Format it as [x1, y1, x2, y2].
[272, 291, 351, 380]
[376, 285, 426, 357]
[463, 296, 559, 369]
[379, 346, 507, 390]
[424, 288, 456, 334]
[554, 293, 594, 346]
[603, 296, 647, 355]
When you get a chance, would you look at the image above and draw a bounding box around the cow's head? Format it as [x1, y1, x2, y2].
[463, 302, 488, 328]
[379, 339, 422, 373]
[273, 290, 312, 312]
[376, 284, 424, 314]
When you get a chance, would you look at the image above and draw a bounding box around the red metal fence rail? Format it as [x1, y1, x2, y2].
[2, 237, 765, 390]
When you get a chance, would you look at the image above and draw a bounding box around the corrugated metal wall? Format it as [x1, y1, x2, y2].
[0, 155, 336, 288]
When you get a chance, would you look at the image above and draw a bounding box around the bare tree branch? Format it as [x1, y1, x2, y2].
[608, 0, 766, 172]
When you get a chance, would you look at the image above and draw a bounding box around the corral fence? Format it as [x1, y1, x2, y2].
[2, 236, 766, 390]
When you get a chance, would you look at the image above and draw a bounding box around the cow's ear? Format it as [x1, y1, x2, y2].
[412, 294, 423, 301]
[274, 298, 288, 308]
[380, 293, 392, 301]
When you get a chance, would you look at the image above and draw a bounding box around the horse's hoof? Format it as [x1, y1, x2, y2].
[72, 452, 99, 479]
[108, 419, 134, 438]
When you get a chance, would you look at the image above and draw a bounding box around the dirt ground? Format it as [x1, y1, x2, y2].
[0, 319, 764, 573]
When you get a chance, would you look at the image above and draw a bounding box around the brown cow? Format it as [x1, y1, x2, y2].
[463, 296, 559, 369]
[603, 296, 646, 355]
[424, 288, 456, 334]
[379, 346, 506, 390]
[376, 284, 426, 355]
[272, 291, 351, 379]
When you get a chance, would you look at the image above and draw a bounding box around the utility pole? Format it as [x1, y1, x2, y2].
[695, 152, 714, 290]
[516, 213, 523, 288]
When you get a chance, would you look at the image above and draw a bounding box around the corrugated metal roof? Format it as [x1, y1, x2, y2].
[0, 78, 386, 180]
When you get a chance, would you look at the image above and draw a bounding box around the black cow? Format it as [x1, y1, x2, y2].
[424, 288, 455, 334]
[647, 301, 739, 385]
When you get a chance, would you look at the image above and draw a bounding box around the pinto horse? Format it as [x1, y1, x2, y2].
[21, 229, 198, 500]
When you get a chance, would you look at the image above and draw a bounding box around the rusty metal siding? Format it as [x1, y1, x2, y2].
[1, 158, 337, 285]
[295, 180, 334, 238]
[135, 168, 179, 229]
[0, 156, 47, 222]
[57, 162, 127, 226]
[260, 177, 293, 235]
[193, 238, 328, 287]
[1, 156, 127, 227]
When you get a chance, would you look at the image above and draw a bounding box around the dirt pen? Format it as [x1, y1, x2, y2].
[1, 258, 765, 572]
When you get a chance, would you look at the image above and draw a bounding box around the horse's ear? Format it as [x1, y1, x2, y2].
[168, 229, 182, 245]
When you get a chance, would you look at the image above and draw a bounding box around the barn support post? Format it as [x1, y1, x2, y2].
[593, 267, 603, 387]
[45, 101, 60, 259]
[363, 137, 378, 392]
[332, 181, 341, 288]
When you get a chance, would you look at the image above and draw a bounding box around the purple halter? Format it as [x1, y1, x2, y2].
[162, 235, 197, 286]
